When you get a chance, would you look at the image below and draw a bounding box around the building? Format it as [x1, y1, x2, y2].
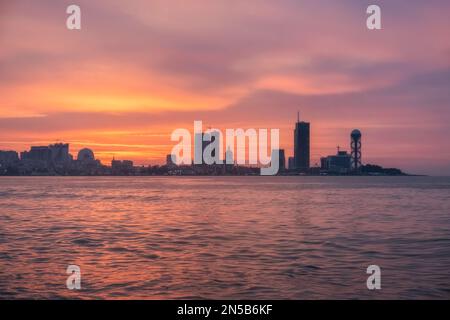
[321, 148, 351, 174]
[77, 148, 95, 162]
[272, 149, 286, 172]
[0, 150, 19, 165]
[111, 159, 134, 175]
[294, 113, 310, 170]
[225, 146, 234, 165]
[21, 146, 52, 162]
[49, 143, 71, 164]
[19, 146, 53, 174]
[21, 143, 72, 165]
[72, 148, 102, 175]
[166, 154, 177, 168]
[288, 157, 295, 170]
[0, 150, 19, 174]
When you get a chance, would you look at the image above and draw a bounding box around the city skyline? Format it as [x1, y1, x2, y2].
[1, 1, 450, 175]
[0, 115, 400, 177]
[0, 115, 320, 168]
[1, 1, 450, 303]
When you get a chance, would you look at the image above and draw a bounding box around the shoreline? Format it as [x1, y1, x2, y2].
[0, 173, 426, 177]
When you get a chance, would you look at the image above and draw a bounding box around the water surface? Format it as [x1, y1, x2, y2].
[0, 176, 449, 299]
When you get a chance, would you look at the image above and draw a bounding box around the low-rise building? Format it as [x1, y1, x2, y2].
[321, 150, 352, 174]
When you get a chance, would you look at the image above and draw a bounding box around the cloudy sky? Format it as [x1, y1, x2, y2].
[1, 0, 449, 174]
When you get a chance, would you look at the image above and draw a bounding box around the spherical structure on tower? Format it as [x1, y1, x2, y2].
[77, 148, 95, 162]
[351, 129, 362, 139]
[350, 129, 362, 171]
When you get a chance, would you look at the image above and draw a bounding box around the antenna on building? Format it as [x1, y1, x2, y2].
[297, 111, 300, 123]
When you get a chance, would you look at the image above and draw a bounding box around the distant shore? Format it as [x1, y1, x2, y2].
[0, 172, 419, 177]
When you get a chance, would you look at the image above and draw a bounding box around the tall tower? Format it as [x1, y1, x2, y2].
[294, 112, 310, 170]
[350, 129, 362, 171]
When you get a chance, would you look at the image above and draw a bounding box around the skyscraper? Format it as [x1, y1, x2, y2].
[294, 112, 310, 170]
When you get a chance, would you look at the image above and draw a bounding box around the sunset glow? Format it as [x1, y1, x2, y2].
[1, 0, 450, 174]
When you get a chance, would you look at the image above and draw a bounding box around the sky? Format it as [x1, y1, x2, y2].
[0, 0, 449, 175]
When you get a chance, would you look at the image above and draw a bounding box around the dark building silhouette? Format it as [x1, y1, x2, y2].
[268, 149, 285, 174]
[294, 112, 310, 170]
[274, 149, 286, 172]
[0, 150, 19, 165]
[166, 154, 177, 168]
[77, 148, 95, 162]
[72, 148, 101, 175]
[321, 147, 351, 174]
[49, 143, 71, 163]
[112, 159, 134, 175]
[0, 150, 19, 174]
[350, 129, 362, 171]
[21, 143, 72, 164]
[288, 157, 295, 170]
[21, 146, 52, 162]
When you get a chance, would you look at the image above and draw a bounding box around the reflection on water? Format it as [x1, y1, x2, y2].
[0, 176, 449, 299]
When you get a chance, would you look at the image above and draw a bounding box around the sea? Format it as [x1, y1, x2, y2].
[0, 176, 449, 299]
